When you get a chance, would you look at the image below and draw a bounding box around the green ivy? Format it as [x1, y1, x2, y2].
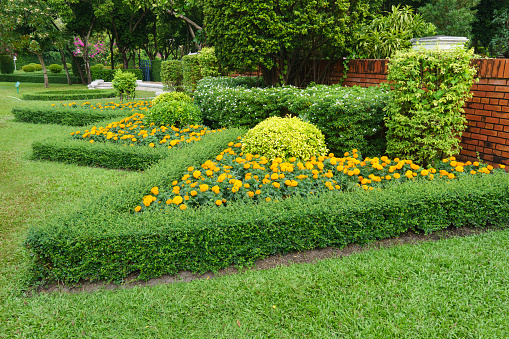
[385, 47, 478, 166]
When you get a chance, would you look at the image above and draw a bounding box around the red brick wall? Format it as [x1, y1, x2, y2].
[332, 58, 509, 166]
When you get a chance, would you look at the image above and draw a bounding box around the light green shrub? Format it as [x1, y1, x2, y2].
[22, 64, 36, 72]
[385, 47, 478, 166]
[112, 69, 137, 102]
[152, 92, 193, 106]
[197, 47, 220, 77]
[145, 101, 202, 127]
[242, 116, 328, 161]
[161, 60, 184, 91]
[48, 64, 63, 73]
[30, 63, 43, 71]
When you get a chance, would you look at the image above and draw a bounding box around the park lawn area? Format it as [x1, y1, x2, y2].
[0, 81, 508, 338]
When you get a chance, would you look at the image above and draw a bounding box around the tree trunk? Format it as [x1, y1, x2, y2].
[66, 46, 86, 85]
[36, 53, 49, 88]
[59, 48, 72, 85]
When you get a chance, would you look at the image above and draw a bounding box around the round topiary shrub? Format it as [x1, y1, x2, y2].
[48, 64, 63, 73]
[145, 101, 202, 127]
[30, 63, 43, 71]
[152, 92, 193, 106]
[242, 116, 329, 161]
[22, 64, 36, 72]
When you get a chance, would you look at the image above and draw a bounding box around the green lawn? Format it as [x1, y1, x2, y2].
[0, 82, 508, 338]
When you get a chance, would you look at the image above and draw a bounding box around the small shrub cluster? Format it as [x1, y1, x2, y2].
[22, 64, 36, 72]
[152, 92, 193, 106]
[136, 141, 502, 213]
[22, 89, 117, 101]
[195, 77, 389, 156]
[48, 64, 63, 74]
[182, 54, 202, 92]
[161, 60, 184, 92]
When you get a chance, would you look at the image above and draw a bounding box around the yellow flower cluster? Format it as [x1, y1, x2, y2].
[51, 100, 152, 111]
[135, 139, 502, 212]
[71, 113, 225, 148]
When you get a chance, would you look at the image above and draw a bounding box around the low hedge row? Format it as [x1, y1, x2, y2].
[90, 68, 143, 82]
[25, 168, 509, 283]
[195, 77, 389, 156]
[22, 89, 117, 101]
[0, 73, 81, 84]
[32, 135, 170, 171]
[12, 106, 124, 126]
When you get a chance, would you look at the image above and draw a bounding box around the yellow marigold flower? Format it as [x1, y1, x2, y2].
[89, 140, 94, 143]
[173, 196, 183, 205]
[211, 185, 220, 194]
[455, 166, 464, 172]
[265, 197, 271, 202]
[184, 196, 189, 201]
[335, 185, 340, 189]
[450, 161, 458, 167]
[499, 164, 505, 169]
[190, 190, 198, 196]
[199, 184, 209, 192]
[470, 170, 477, 175]
[270, 173, 278, 180]
[450, 156, 456, 161]
[166, 199, 172, 205]
[188, 167, 194, 172]
[420, 170, 429, 176]
[193, 170, 201, 179]
[352, 168, 360, 175]
[179, 204, 187, 210]
[247, 191, 255, 198]
[284, 180, 292, 186]
[411, 164, 420, 170]
[149, 143, 155, 147]
[394, 173, 401, 179]
[132, 138, 136, 142]
[405, 170, 413, 179]
[215, 200, 222, 206]
[448, 173, 455, 179]
[473, 161, 479, 166]
[255, 190, 261, 195]
[325, 172, 333, 178]
[151, 186, 159, 195]
[172, 181, 178, 186]
[344, 152, 350, 156]
[347, 171, 354, 176]
[135, 206, 141, 212]
[272, 182, 281, 188]
[291, 180, 298, 187]
[487, 165, 494, 171]
[143, 196, 153, 207]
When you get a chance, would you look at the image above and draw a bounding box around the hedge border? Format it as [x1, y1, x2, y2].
[25, 135, 509, 283]
[12, 106, 124, 126]
[22, 89, 117, 101]
[0, 74, 81, 84]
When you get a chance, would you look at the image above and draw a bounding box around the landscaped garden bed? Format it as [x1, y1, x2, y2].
[22, 89, 117, 101]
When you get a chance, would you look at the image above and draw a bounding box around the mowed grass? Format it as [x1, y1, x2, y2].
[0, 82, 508, 338]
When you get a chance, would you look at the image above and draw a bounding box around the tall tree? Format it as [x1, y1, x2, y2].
[471, 0, 509, 53]
[418, 0, 481, 39]
[205, 0, 373, 86]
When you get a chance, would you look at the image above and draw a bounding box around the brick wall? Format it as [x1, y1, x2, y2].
[331, 58, 509, 166]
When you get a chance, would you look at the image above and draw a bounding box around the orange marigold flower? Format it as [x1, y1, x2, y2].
[199, 184, 209, 192]
[179, 204, 187, 210]
[173, 196, 183, 205]
[151, 186, 159, 195]
[215, 200, 222, 206]
[134, 206, 141, 212]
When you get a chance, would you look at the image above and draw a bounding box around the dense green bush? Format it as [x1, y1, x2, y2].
[48, 64, 63, 74]
[195, 77, 389, 156]
[144, 101, 202, 127]
[112, 69, 138, 101]
[0, 55, 15, 74]
[242, 116, 328, 161]
[24, 164, 509, 283]
[197, 47, 220, 77]
[385, 47, 478, 166]
[71, 57, 85, 77]
[22, 64, 36, 72]
[0, 74, 81, 84]
[30, 63, 43, 71]
[12, 106, 123, 126]
[151, 59, 162, 82]
[161, 60, 183, 91]
[90, 68, 143, 82]
[182, 54, 202, 92]
[22, 89, 117, 101]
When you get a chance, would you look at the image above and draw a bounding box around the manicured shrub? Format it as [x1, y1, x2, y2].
[0, 55, 15, 74]
[242, 116, 328, 161]
[22, 64, 36, 72]
[151, 59, 162, 82]
[152, 92, 193, 106]
[161, 60, 183, 91]
[12, 105, 123, 126]
[197, 47, 220, 77]
[47, 64, 63, 73]
[22, 89, 117, 101]
[144, 101, 202, 127]
[91, 68, 143, 82]
[182, 54, 202, 92]
[0, 73, 81, 84]
[385, 47, 478, 166]
[112, 69, 137, 101]
[30, 63, 43, 71]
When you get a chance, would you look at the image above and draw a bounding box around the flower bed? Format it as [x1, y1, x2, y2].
[136, 139, 502, 213]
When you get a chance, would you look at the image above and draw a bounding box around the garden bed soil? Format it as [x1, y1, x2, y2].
[33, 225, 499, 295]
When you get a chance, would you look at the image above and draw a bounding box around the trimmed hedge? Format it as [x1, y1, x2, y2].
[25, 166, 509, 283]
[151, 59, 162, 82]
[0, 73, 81, 84]
[22, 89, 117, 101]
[161, 60, 183, 91]
[12, 106, 124, 126]
[90, 68, 143, 82]
[195, 77, 389, 156]
[0, 55, 15, 74]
